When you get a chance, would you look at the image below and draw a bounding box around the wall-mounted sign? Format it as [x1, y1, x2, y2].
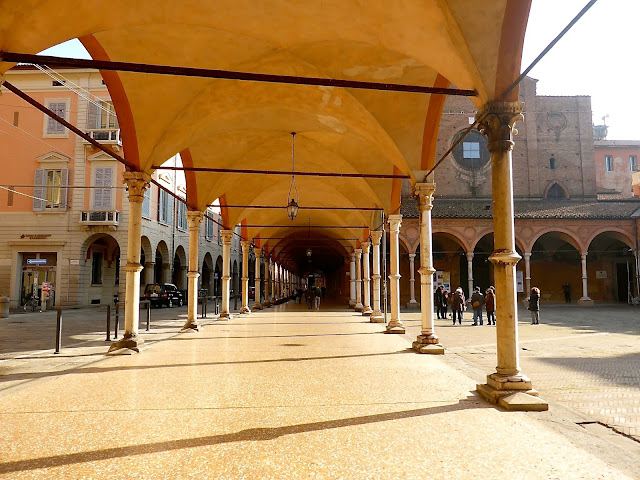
[516, 270, 524, 292]
[27, 259, 47, 265]
[20, 234, 51, 239]
[596, 270, 607, 279]
[70, 259, 80, 266]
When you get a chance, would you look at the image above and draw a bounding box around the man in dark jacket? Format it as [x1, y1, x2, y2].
[470, 286, 484, 326]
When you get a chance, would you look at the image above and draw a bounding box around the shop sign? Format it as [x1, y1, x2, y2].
[27, 259, 47, 265]
[20, 234, 51, 239]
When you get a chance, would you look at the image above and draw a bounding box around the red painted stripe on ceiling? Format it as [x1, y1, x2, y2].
[495, 0, 532, 101]
[421, 74, 451, 170]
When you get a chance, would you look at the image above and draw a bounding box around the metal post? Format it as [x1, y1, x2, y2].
[114, 302, 119, 339]
[54, 307, 62, 354]
[146, 302, 151, 331]
[106, 305, 111, 341]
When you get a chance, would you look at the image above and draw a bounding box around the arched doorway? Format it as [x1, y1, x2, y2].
[173, 245, 187, 290]
[588, 232, 636, 302]
[78, 233, 120, 305]
[214, 255, 223, 298]
[433, 232, 466, 296]
[472, 234, 494, 292]
[155, 240, 170, 284]
[202, 253, 214, 296]
[530, 231, 581, 302]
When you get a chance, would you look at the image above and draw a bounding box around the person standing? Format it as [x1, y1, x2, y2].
[442, 289, 449, 320]
[485, 287, 495, 325]
[313, 285, 321, 310]
[470, 286, 484, 326]
[451, 287, 465, 325]
[528, 287, 540, 325]
[305, 287, 314, 310]
[435, 286, 444, 319]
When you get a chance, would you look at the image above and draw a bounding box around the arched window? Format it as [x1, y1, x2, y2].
[549, 155, 556, 170]
[546, 183, 567, 199]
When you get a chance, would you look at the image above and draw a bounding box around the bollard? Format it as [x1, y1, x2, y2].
[146, 301, 151, 331]
[54, 307, 62, 354]
[215, 302, 220, 315]
[201, 297, 207, 319]
[106, 305, 111, 341]
[114, 302, 119, 339]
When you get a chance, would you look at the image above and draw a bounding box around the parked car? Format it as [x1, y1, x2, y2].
[143, 283, 184, 308]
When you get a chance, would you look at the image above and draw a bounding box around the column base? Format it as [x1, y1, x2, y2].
[369, 310, 385, 323]
[362, 306, 373, 316]
[405, 300, 419, 310]
[180, 320, 201, 333]
[239, 306, 251, 314]
[218, 312, 232, 321]
[107, 335, 145, 355]
[354, 302, 364, 312]
[348, 300, 356, 308]
[578, 296, 594, 306]
[263, 300, 272, 307]
[412, 334, 444, 354]
[386, 322, 405, 334]
[476, 373, 548, 411]
[252, 303, 263, 310]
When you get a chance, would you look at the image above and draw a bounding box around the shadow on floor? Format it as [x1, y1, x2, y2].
[0, 398, 480, 474]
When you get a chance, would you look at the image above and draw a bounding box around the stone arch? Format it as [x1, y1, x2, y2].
[232, 260, 239, 300]
[80, 233, 121, 305]
[530, 231, 582, 303]
[155, 240, 170, 284]
[214, 255, 223, 297]
[528, 228, 583, 254]
[544, 181, 570, 200]
[586, 231, 637, 303]
[202, 252, 214, 295]
[172, 244, 187, 290]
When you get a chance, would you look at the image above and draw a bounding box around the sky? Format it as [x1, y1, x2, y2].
[38, 0, 639, 140]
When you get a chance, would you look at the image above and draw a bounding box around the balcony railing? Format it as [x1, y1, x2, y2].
[83, 128, 122, 145]
[80, 210, 120, 226]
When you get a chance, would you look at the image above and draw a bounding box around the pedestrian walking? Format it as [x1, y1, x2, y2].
[528, 287, 540, 325]
[442, 289, 449, 319]
[470, 286, 484, 326]
[451, 287, 465, 325]
[485, 287, 495, 325]
[313, 285, 321, 310]
[305, 287, 314, 310]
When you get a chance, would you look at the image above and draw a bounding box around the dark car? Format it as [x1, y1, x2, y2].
[143, 283, 184, 308]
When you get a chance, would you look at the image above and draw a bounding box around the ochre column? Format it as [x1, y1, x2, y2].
[349, 253, 357, 307]
[361, 242, 373, 315]
[240, 241, 251, 314]
[182, 210, 204, 332]
[407, 253, 418, 308]
[578, 252, 594, 305]
[524, 253, 532, 297]
[271, 261, 277, 302]
[253, 248, 263, 310]
[412, 182, 444, 354]
[476, 101, 547, 411]
[369, 231, 384, 322]
[219, 230, 233, 319]
[387, 214, 405, 334]
[466, 253, 474, 302]
[108, 172, 150, 354]
[263, 257, 272, 307]
[354, 248, 364, 312]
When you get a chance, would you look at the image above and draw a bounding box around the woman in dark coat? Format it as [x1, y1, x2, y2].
[528, 287, 540, 325]
[485, 287, 495, 325]
[451, 287, 465, 325]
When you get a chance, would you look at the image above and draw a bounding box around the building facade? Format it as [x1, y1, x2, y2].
[0, 66, 243, 309]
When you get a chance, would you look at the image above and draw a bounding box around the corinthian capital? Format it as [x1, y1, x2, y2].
[477, 101, 524, 154]
[123, 171, 151, 202]
[186, 211, 204, 231]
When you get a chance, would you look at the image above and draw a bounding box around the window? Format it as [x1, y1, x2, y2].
[44, 100, 69, 136]
[87, 100, 118, 131]
[630, 156, 637, 172]
[33, 168, 69, 211]
[605, 155, 612, 172]
[177, 198, 187, 231]
[91, 252, 103, 285]
[92, 167, 113, 210]
[463, 142, 481, 159]
[142, 185, 151, 218]
[549, 155, 556, 170]
[158, 189, 173, 225]
[205, 215, 214, 241]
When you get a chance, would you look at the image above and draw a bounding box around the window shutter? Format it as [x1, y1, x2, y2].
[33, 168, 45, 211]
[47, 102, 66, 134]
[93, 168, 104, 209]
[102, 167, 113, 210]
[167, 193, 173, 226]
[88, 101, 99, 129]
[59, 168, 69, 210]
[142, 186, 151, 218]
[158, 190, 165, 223]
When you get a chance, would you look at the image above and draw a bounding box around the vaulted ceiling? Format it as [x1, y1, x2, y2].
[0, 0, 531, 271]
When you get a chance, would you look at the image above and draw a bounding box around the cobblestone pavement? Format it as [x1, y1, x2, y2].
[402, 304, 640, 442]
